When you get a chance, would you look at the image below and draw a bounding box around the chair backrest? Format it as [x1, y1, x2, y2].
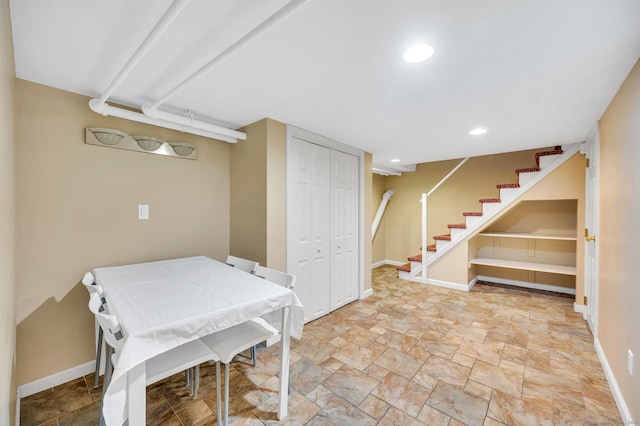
[88, 292, 124, 353]
[254, 265, 296, 289]
[82, 272, 106, 302]
[226, 255, 259, 274]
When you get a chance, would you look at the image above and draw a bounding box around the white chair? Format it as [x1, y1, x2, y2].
[254, 266, 296, 347]
[225, 255, 260, 365]
[88, 292, 222, 426]
[199, 266, 295, 426]
[81, 272, 105, 389]
[199, 319, 278, 426]
[225, 255, 259, 274]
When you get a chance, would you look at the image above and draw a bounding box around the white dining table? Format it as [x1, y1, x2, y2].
[93, 255, 304, 425]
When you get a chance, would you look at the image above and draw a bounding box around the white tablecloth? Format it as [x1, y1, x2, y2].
[93, 256, 304, 425]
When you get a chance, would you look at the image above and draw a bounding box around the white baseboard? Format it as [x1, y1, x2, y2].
[573, 302, 585, 314]
[427, 278, 471, 292]
[362, 288, 373, 298]
[18, 360, 94, 399]
[468, 276, 479, 291]
[594, 338, 632, 423]
[371, 260, 386, 269]
[475, 275, 576, 295]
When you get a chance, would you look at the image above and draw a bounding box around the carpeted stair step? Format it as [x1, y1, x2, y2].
[496, 183, 520, 200]
[433, 234, 451, 241]
[535, 147, 563, 168]
[463, 211, 483, 227]
[515, 167, 541, 186]
[479, 198, 501, 214]
[447, 223, 467, 239]
[433, 234, 452, 251]
[396, 262, 411, 273]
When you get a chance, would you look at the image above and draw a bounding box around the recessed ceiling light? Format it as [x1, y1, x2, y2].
[391, 159, 401, 163]
[403, 44, 434, 63]
[469, 128, 488, 136]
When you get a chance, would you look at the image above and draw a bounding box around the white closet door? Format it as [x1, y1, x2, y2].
[287, 137, 331, 322]
[330, 149, 359, 310]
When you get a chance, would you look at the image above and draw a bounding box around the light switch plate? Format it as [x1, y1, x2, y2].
[138, 204, 149, 220]
[628, 350, 634, 376]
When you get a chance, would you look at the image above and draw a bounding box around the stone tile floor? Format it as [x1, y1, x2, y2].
[20, 265, 622, 425]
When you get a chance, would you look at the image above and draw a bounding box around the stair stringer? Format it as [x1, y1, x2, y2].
[408, 143, 582, 283]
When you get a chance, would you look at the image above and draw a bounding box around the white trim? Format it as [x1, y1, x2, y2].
[427, 278, 471, 292]
[594, 338, 632, 423]
[475, 275, 576, 295]
[362, 288, 373, 298]
[371, 260, 387, 269]
[376, 259, 405, 267]
[468, 276, 479, 291]
[18, 361, 95, 399]
[573, 303, 585, 314]
[287, 126, 363, 157]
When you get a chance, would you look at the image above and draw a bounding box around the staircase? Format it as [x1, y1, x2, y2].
[397, 143, 581, 282]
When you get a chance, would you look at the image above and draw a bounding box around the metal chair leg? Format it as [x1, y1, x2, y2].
[216, 362, 222, 426]
[224, 363, 230, 426]
[192, 365, 200, 399]
[99, 345, 114, 426]
[93, 326, 104, 389]
[250, 346, 257, 367]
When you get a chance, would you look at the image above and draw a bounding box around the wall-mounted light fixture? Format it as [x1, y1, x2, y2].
[86, 128, 198, 160]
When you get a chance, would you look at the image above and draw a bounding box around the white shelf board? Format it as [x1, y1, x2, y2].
[470, 257, 577, 275]
[477, 232, 577, 241]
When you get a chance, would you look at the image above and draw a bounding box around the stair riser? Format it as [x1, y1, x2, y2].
[499, 187, 519, 200]
[465, 216, 483, 228]
[450, 228, 466, 239]
[435, 240, 450, 251]
[538, 154, 560, 169]
[481, 202, 500, 215]
[518, 172, 539, 186]
[398, 270, 413, 280]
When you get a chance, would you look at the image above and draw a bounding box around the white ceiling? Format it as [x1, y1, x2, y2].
[10, 0, 640, 171]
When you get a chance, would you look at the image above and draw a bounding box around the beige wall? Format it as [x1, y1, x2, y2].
[599, 58, 640, 418]
[371, 173, 386, 264]
[383, 148, 549, 262]
[230, 120, 268, 265]
[229, 118, 287, 270]
[1, 0, 17, 422]
[15, 81, 231, 385]
[265, 119, 287, 271]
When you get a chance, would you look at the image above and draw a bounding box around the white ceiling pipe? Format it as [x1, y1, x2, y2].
[96, 0, 191, 105]
[142, 107, 247, 140]
[372, 189, 394, 240]
[144, 0, 312, 112]
[89, 99, 238, 143]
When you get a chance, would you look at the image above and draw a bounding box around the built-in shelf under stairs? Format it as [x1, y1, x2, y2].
[397, 144, 581, 282]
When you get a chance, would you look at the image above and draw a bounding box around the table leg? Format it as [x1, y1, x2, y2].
[278, 306, 291, 419]
[127, 361, 146, 425]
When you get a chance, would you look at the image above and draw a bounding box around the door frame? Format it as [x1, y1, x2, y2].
[286, 125, 365, 305]
[584, 122, 600, 336]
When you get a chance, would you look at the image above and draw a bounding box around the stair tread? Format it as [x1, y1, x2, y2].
[479, 198, 501, 203]
[496, 183, 520, 189]
[408, 254, 422, 262]
[535, 149, 563, 166]
[448, 223, 466, 229]
[515, 167, 541, 175]
[433, 234, 451, 240]
[396, 263, 411, 272]
[419, 245, 437, 252]
[463, 212, 483, 216]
